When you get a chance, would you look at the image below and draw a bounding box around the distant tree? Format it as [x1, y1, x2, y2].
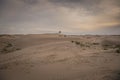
[58, 31, 61, 34]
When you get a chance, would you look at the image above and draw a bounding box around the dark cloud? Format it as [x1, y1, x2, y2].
[49, 0, 102, 10]
[50, 0, 120, 14]
[116, 0, 120, 6]
[0, 0, 8, 10]
[22, 0, 39, 5]
[0, 0, 7, 5]
[49, 0, 102, 14]
[50, 0, 83, 3]
[50, 0, 99, 3]
[0, 0, 5, 5]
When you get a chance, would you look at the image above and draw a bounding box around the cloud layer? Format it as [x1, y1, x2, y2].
[0, 0, 120, 34]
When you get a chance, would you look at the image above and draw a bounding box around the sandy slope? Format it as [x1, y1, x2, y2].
[0, 35, 120, 80]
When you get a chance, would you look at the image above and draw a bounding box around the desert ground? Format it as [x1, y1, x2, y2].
[0, 34, 120, 80]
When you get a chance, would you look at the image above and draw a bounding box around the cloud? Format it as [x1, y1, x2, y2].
[49, 0, 120, 29]
[0, 0, 120, 34]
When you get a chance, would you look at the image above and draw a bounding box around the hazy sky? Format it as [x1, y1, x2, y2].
[0, 0, 120, 35]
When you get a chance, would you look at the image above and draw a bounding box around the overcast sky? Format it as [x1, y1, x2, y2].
[0, 0, 120, 35]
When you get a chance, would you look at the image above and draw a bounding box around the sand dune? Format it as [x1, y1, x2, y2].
[0, 34, 120, 80]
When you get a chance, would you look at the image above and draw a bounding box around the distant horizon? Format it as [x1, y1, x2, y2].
[0, 32, 120, 35]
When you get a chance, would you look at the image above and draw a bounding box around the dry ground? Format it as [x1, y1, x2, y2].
[0, 34, 120, 80]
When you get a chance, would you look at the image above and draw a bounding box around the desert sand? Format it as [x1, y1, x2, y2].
[0, 34, 120, 80]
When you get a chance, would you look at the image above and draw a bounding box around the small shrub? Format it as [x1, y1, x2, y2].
[86, 45, 90, 47]
[101, 40, 120, 49]
[71, 41, 90, 47]
[80, 43, 85, 47]
[71, 41, 74, 43]
[6, 43, 13, 47]
[0, 64, 8, 70]
[64, 35, 67, 37]
[1, 43, 21, 54]
[103, 48, 108, 50]
[115, 45, 120, 49]
[116, 48, 120, 53]
[16, 48, 21, 50]
[1, 48, 11, 53]
[1, 43, 13, 53]
[75, 41, 80, 45]
[93, 43, 99, 45]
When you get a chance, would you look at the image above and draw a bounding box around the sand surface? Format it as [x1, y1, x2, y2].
[0, 34, 120, 80]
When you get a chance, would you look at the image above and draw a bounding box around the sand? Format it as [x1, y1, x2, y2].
[0, 34, 120, 80]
